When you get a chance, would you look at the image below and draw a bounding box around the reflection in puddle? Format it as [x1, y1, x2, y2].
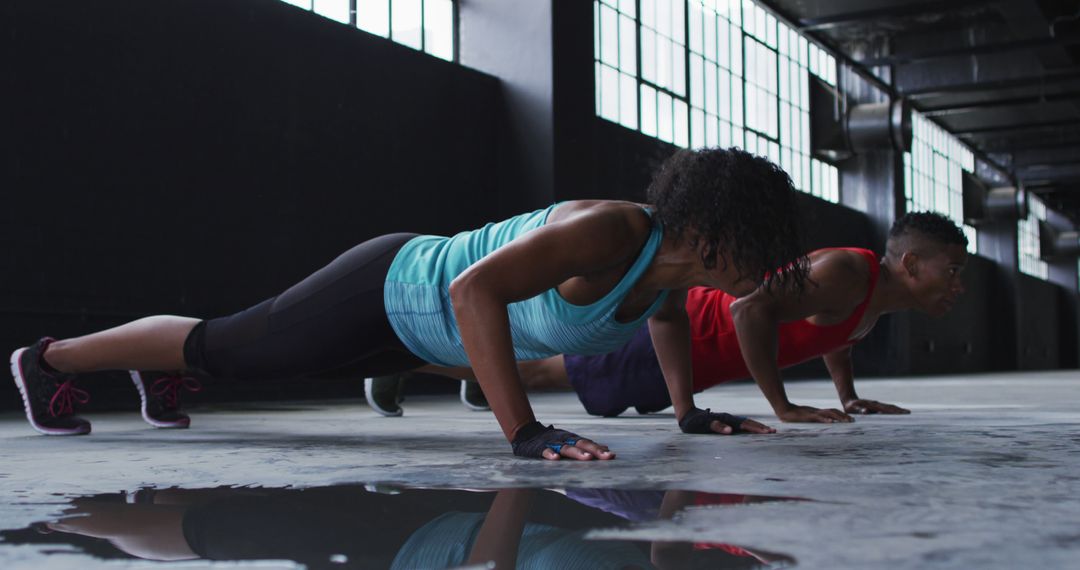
[1, 485, 800, 569]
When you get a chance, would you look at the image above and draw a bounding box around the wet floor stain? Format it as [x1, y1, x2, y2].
[0, 484, 800, 569]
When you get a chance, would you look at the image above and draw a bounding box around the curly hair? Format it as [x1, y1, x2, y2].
[888, 211, 968, 249]
[646, 147, 809, 292]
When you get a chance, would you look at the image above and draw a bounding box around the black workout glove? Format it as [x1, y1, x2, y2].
[678, 407, 749, 434]
[511, 421, 582, 458]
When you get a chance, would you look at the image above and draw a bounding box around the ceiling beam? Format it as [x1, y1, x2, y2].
[858, 36, 1080, 67]
[903, 70, 1080, 98]
[797, 0, 989, 32]
[921, 90, 1080, 116]
[953, 117, 1080, 136]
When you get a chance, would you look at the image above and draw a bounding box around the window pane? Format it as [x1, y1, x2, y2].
[780, 101, 790, 146]
[689, 1, 703, 53]
[641, 84, 658, 136]
[314, 0, 350, 24]
[424, 0, 454, 61]
[730, 23, 742, 76]
[658, 35, 673, 89]
[704, 11, 717, 62]
[690, 54, 704, 108]
[746, 85, 757, 131]
[642, 0, 656, 28]
[717, 15, 728, 68]
[357, 0, 390, 37]
[658, 90, 674, 143]
[601, 4, 619, 67]
[675, 99, 689, 147]
[620, 72, 638, 129]
[601, 64, 620, 121]
[620, 14, 637, 73]
[718, 67, 730, 120]
[732, 77, 743, 126]
[282, 0, 313, 9]
[705, 62, 717, 115]
[642, 28, 657, 83]
[595, 1, 601, 59]
[799, 67, 809, 108]
[596, 61, 603, 116]
[779, 57, 789, 101]
[801, 111, 810, 151]
[742, 0, 755, 36]
[672, 41, 686, 96]
[672, 0, 685, 45]
[756, 5, 767, 42]
[658, 0, 672, 37]
[691, 108, 705, 148]
[392, 0, 423, 49]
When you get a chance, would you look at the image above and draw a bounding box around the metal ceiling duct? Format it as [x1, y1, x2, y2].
[847, 99, 912, 153]
[810, 76, 912, 163]
[963, 171, 1029, 224]
[1039, 221, 1080, 260]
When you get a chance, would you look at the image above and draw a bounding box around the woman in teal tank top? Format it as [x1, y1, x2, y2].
[11, 148, 809, 460]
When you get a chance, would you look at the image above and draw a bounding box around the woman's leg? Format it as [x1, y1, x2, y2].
[35, 233, 420, 380]
[43, 316, 199, 373]
[11, 233, 423, 435]
[190, 233, 423, 382]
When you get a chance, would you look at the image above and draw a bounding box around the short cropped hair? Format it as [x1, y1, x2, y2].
[888, 212, 968, 250]
[647, 147, 809, 291]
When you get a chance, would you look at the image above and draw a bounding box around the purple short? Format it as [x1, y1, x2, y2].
[564, 326, 673, 417]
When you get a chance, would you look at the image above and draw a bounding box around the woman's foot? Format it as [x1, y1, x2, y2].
[9, 338, 91, 435]
[460, 380, 490, 411]
[365, 374, 405, 416]
[129, 371, 201, 429]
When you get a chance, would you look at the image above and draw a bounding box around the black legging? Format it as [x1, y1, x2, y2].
[182, 233, 427, 381]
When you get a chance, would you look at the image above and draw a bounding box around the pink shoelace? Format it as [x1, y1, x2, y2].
[49, 380, 90, 417]
[150, 375, 203, 409]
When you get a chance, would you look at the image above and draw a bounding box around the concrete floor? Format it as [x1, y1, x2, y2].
[1, 371, 1079, 569]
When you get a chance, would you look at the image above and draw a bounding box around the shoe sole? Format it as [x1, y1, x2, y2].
[9, 347, 90, 436]
[364, 377, 403, 417]
[129, 371, 190, 429]
[460, 380, 491, 412]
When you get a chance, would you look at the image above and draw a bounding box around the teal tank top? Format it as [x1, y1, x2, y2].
[383, 203, 669, 367]
[390, 512, 654, 570]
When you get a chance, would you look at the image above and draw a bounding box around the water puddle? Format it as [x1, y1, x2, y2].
[1, 484, 801, 569]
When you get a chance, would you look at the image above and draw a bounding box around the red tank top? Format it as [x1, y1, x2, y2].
[687, 248, 880, 391]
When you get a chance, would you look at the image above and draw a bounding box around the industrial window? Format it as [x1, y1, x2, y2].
[1018, 196, 1049, 279]
[904, 113, 978, 254]
[598, 0, 839, 202]
[281, 0, 455, 62]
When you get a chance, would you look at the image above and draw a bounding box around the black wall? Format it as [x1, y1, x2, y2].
[1, 0, 504, 408]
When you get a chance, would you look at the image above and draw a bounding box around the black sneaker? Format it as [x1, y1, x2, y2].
[364, 374, 405, 417]
[460, 380, 490, 411]
[9, 338, 91, 435]
[129, 371, 202, 429]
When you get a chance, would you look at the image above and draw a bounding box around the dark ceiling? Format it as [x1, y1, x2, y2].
[761, 0, 1080, 225]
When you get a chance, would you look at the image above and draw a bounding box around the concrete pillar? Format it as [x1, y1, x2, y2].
[458, 0, 555, 213]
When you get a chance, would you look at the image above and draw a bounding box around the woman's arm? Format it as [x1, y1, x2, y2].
[465, 489, 534, 568]
[648, 290, 696, 421]
[651, 292, 775, 434]
[450, 205, 644, 460]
